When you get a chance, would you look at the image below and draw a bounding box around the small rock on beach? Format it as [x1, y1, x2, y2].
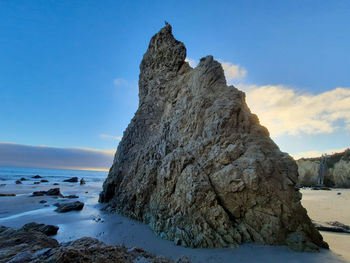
[63, 177, 78, 183]
[54, 201, 84, 213]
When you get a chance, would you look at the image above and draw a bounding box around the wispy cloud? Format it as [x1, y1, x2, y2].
[0, 143, 114, 171]
[220, 61, 247, 81]
[291, 147, 349, 160]
[239, 84, 350, 137]
[99, 134, 122, 141]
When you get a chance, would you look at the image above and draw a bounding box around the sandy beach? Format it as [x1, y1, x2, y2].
[0, 174, 348, 263]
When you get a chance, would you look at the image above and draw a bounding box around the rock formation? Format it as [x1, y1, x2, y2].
[297, 149, 350, 187]
[0, 224, 189, 263]
[100, 23, 328, 251]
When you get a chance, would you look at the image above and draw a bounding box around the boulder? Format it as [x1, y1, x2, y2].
[80, 178, 86, 185]
[32, 175, 42, 179]
[41, 179, 49, 183]
[32, 188, 63, 197]
[99, 23, 328, 251]
[55, 201, 84, 213]
[64, 177, 78, 183]
[20, 177, 27, 181]
[22, 222, 59, 236]
[15, 180, 22, 184]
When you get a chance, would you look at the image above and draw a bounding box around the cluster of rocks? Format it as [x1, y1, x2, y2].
[12, 175, 86, 186]
[100, 23, 328, 252]
[0, 224, 190, 263]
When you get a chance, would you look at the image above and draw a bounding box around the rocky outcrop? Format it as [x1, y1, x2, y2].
[297, 149, 350, 187]
[0, 224, 189, 263]
[100, 23, 327, 251]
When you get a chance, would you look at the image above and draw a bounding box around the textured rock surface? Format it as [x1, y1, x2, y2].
[0, 224, 189, 263]
[55, 201, 84, 213]
[297, 149, 350, 187]
[100, 23, 328, 251]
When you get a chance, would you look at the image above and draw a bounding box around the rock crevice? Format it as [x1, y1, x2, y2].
[100, 23, 327, 251]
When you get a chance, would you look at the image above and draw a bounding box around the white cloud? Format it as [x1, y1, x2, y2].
[99, 134, 122, 141]
[220, 61, 247, 81]
[291, 147, 349, 160]
[238, 85, 350, 137]
[185, 58, 197, 68]
[113, 78, 129, 86]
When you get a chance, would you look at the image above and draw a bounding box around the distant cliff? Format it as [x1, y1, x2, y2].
[297, 149, 350, 187]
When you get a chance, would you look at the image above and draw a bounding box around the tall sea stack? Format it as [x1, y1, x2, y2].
[100, 23, 328, 251]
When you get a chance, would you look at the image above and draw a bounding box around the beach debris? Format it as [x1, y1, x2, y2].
[34, 182, 40, 184]
[313, 220, 350, 233]
[32, 175, 42, 179]
[15, 180, 22, 184]
[54, 201, 84, 213]
[32, 188, 63, 197]
[41, 179, 49, 183]
[20, 177, 27, 181]
[39, 200, 47, 203]
[63, 177, 78, 183]
[99, 23, 328, 252]
[80, 178, 86, 185]
[0, 193, 16, 196]
[22, 222, 59, 236]
[64, 194, 79, 199]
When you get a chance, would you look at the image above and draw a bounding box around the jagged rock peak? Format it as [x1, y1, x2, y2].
[100, 24, 328, 252]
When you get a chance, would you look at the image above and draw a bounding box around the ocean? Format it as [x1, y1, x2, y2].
[0, 166, 108, 185]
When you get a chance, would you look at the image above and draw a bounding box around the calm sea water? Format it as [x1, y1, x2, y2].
[0, 166, 108, 184]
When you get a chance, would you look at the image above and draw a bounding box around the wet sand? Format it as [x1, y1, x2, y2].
[301, 188, 350, 262]
[0, 181, 348, 262]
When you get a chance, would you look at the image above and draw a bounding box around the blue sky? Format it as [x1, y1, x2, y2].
[1, 1, 350, 169]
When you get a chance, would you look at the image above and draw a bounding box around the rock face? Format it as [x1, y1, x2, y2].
[100, 23, 327, 251]
[297, 149, 350, 187]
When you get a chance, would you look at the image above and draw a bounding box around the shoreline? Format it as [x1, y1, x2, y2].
[0, 179, 349, 262]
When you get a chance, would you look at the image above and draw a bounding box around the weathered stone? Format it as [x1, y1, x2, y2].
[0, 225, 184, 263]
[15, 180, 22, 184]
[99, 23, 328, 251]
[55, 201, 84, 213]
[32, 188, 63, 197]
[32, 175, 42, 179]
[0, 225, 59, 262]
[22, 222, 59, 236]
[0, 193, 16, 196]
[64, 177, 78, 182]
[313, 220, 350, 233]
[64, 194, 79, 199]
